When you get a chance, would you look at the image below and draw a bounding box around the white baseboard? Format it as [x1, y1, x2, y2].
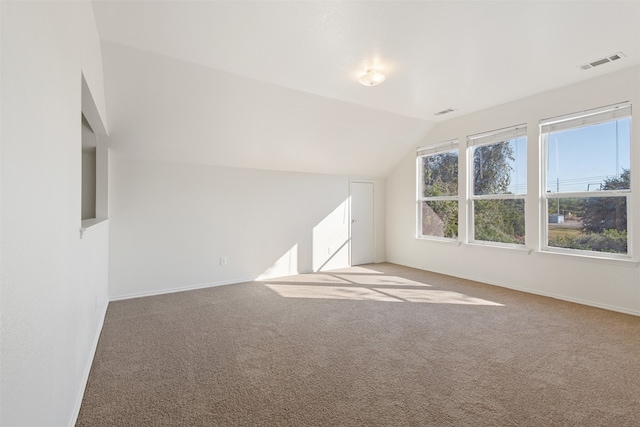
[390, 260, 640, 317]
[69, 300, 109, 427]
[462, 273, 640, 317]
[109, 277, 255, 302]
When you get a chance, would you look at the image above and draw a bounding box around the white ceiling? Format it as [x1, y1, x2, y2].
[91, 1, 640, 177]
[101, 40, 433, 177]
[93, 1, 640, 122]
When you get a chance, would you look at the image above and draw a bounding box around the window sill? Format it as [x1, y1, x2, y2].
[536, 249, 638, 268]
[415, 236, 461, 245]
[465, 241, 531, 253]
[413, 238, 638, 267]
[80, 218, 109, 238]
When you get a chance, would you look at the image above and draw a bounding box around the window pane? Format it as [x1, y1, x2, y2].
[473, 199, 525, 244]
[473, 137, 526, 195]
[547, 196, 627, 254]
[421, 201, 458, 239]
[421, 150, 458, 197]
[546, 118, 631, 193]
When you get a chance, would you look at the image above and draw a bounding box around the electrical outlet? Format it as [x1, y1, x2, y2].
[328, 247, 333, 255]
[220, 257, 228, 266]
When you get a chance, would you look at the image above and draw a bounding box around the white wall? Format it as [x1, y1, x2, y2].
[386, 66, 640, 315]
[102, 39, 389, 300]
[100, 41, 434, 179]
[109, 154, 385, 299]
[1, 1, 109, 425]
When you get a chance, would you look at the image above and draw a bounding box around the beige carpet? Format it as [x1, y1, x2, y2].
[77, 263, 640, 426]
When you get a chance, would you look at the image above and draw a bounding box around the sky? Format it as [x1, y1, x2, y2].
[498, 117, 631, 195]
[424, 117, 631, 197]
[505, 136, 527, 194]
[546, 118, 631, 193]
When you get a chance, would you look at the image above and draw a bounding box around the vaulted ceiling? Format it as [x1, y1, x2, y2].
[92, 1, 640, 176]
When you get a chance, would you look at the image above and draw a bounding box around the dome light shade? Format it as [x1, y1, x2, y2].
[358, 70, 386, 86]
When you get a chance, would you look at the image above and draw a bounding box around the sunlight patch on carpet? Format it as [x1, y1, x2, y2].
[265, 284, 503, 305]
[325, 266, 384, 274]
[265, 284, 399, 301]
[259, 274, 352, 284]
[334, 274, 430, 287]
[374, 289, 504, 305]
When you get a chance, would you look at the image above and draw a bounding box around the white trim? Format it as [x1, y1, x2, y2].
[417, 139, 458, 157]
[465, 241, 529, 252]
[393, 261, 640, 317]
[468, 197, 526, 245]
[542, 194, 632, 260]
[79, 218, 109, 239]
[415, 157, 420, 237]
[464, 269, 640, 317]
[81, 72, 110, 226]
[467, 128, 528, 245]
[69, 301, 109, 427]
[540, 106, 633, 260]
[540, 101, 631, 133]
[109, 277, 255, 301]
[470, 193, 527, 201]
[417, 145, 460, 239]
[349, 179, 376, 266]
[415, 235, 461, 245]
[416, 199, 459, 240]
[545, 190, 630, 199]
[537, 247, 638, 267]
[468, 124, 527, 147]
[419, 195, 460, 202]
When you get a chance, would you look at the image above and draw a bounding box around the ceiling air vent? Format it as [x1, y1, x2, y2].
[435, 108, 456, 116]
[579, 52, 625, 71]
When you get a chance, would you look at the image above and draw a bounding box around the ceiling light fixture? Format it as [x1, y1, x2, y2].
[358, 70, 386, 86]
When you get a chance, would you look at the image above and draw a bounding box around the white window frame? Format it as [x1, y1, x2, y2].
[416, 140, 459, 241]
[467, 125, 527, 247]
[540, 102, 632, 259]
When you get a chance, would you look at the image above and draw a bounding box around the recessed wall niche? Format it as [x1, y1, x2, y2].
[81, 113, 97, 221]
[80, 74, 109, 234]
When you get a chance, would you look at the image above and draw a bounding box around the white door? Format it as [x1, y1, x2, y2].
[351, 182, 375, 265]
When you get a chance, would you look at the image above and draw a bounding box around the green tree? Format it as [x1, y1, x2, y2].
[474, 199, 525, 244]
[423, 152, 458, 197]
[473, 142, 524, 243]
[421, 141, 524, 242]
[422, 152, 458, 238]
[583, 169, 629, 233]
[474, 142, 514, 195]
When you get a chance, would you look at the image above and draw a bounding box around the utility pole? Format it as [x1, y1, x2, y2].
[616, 120, 619, 177]
[557, 178, 560, 215]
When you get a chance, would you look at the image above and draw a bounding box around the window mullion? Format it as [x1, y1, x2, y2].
[416, 143, 460, 240]
[541, 108, 631, 257]
[545, 190, 631, 199]
[422, 196, 459, 202]
[469, 130, 528, 246]
[472, 193, 526, 201]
